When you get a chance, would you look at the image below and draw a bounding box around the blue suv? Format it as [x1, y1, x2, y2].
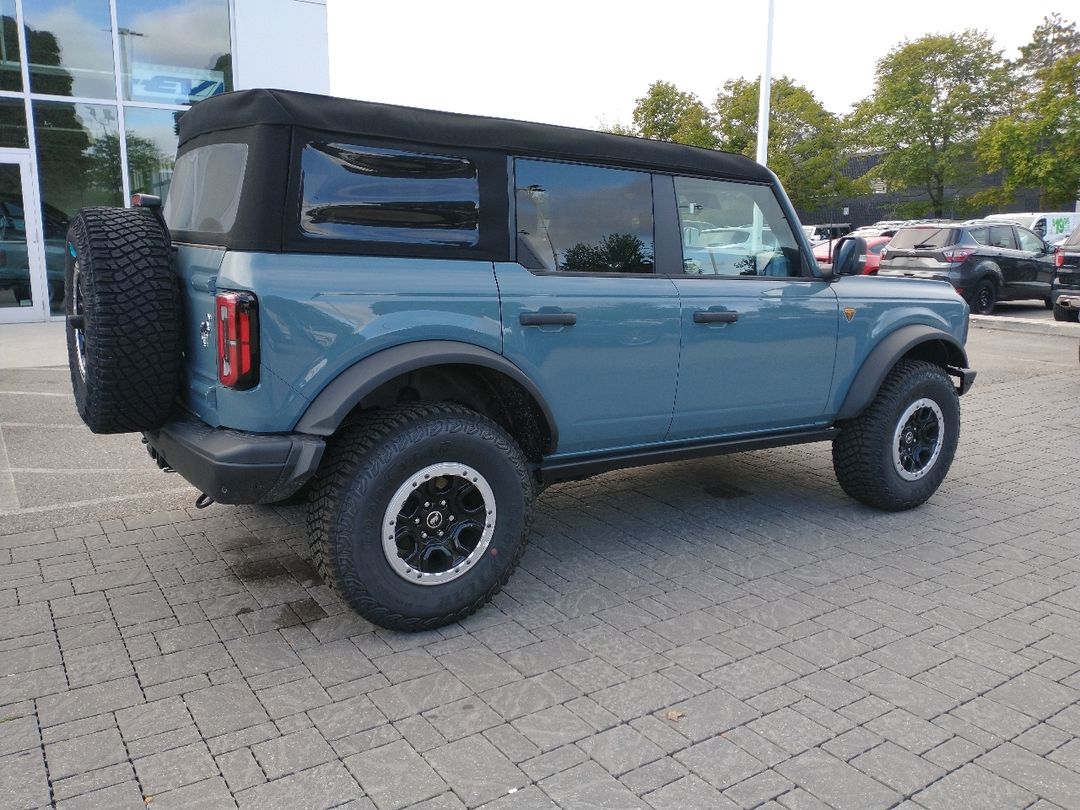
[63, 90, 975, 630]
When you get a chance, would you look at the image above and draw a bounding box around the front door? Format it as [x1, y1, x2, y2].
[0, 152, 51, 323]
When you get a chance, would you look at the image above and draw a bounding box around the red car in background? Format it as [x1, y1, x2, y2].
[814, 235, 892, 274]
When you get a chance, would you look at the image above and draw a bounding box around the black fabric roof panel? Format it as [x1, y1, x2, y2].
[178, 88, 773, 183]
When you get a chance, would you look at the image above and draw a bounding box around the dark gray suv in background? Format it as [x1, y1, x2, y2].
[878, 221, 1056, 314]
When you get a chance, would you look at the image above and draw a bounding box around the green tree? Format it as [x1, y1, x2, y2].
[977, 53, 1080, 208]
[614, 81, 717, 148]
[1016, 13, 1080, 80]
[851, 31, 1010, 217]
[713, 76, 848, 209]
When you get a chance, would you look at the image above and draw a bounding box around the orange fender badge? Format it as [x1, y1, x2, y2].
[843, 307, 856, 322]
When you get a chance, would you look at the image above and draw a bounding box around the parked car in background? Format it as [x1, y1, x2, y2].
[814, 235, 892, 274]
[878, 220, 1056, 314]
[1052, 225, 1080, 322]
[982, 212, 1080, 245]
[805, 223, 852, 245]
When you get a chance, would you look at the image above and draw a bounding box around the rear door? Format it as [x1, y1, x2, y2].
[986, 224, 1023, 297]
[1016, 226, 1055, 298]
[496, 158, 681, 456]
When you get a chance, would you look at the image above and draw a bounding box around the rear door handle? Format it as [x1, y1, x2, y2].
[520, 312, 577, 326]
[693, 310, 739, 324]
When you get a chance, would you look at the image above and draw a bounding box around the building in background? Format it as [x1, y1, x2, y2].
[0, 0, 328, 323]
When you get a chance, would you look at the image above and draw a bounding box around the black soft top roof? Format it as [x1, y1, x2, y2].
[178, 88, 773, 183]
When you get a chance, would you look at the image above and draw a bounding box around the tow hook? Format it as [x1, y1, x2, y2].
[194, 493, 215, 509]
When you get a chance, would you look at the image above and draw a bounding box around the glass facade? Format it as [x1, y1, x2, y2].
[0, 0, 232, 317]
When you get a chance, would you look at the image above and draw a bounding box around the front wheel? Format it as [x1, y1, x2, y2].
[308, 403, 534, 631]
[832, 360, 960, 511]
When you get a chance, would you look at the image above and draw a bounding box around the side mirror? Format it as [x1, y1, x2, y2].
[831, 236, 867, 277]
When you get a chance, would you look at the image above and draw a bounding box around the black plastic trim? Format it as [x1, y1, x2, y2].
[536, 428, 835, 484]
[520, 312, 576, 326]
[836, 325, 971, 420]
[294, 340, 560, 449]
[143, 417, 325, 505]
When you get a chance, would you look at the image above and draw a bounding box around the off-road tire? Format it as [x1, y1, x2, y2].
[1053, 302, 1079, 322]
[832, 360, 959, 512]
[308, 403, 534, 631]
[972, 279, 996, 315]
[65, 207, 181, 434]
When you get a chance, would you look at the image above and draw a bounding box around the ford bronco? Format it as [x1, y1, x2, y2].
[64, 89, 975, 630]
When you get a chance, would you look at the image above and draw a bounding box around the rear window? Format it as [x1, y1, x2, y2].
[887, 228, 959, 250]
[299, 142, 479, 247]
[164, 143, 248, 233]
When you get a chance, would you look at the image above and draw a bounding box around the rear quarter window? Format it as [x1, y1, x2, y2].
[299, 142, 480, 247]
[164, 143, 249, 233]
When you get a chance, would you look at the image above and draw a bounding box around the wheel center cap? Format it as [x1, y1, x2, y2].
[904, 430, 915, 446]
[426, 512, 444, 530]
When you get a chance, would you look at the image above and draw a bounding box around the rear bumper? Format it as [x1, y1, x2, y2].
[143, 416, 325, 504]
[1053, 292, 1080, 310]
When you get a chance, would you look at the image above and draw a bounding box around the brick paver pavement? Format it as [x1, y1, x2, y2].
[2, 345, 1079, 808]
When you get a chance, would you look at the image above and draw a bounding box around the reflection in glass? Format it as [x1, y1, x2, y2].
[1, 0, 22, 91]
[124, 107, 181, 199]
[24, 0, 115, 99]
[0, 163, 34, 309]
[0, 97, 27, 148]
[117, 0, 232, 104]
[515, 159, 654, 273]
[34, 101, 121, 314]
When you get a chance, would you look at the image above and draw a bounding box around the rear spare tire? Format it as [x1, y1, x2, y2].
[65, 207, 181, 434]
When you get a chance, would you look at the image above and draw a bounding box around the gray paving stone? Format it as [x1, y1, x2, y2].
[426, 735, 529, 806]
[216, 748, 265, 793]
[864, 708, 952, 755]
[185, 681, 271, 738]
[476, 785, 557, 809]
[723, 768, 794, 808]
[977, 742, 1080, 808]
[643, 773, 738, 810]
[619, 757, 689, 795]
[0, 716, 40, 757]
[951, 696, 1038, 739]
[134, 740, 216, 794]
[501, 636, 591, 678]
[345, 739, 447, 810]
[510, 704, 594, 752]
[592, 672, 689, 722]
[225, 631, 302, 677]
[45, 726, 127, 780]
[134, 642, 232, 687]
[370, 671, 472, 721]
[659, 688, 759, 743]
[821, 727, 884, 761]
[984, 672, 1080, 720]
[36, 676, 144, 727]
[912, 762, 1034, 809]
[145, 775, 235, 809]
[115, 696, 191, 742]
[540, 760, 648, 808]
[297, 639, 376, 687]
[775, 749, 900, 810]
[54, 780, 145, 810]
[481, 671, 579, 721]
[251, 727, 335, 780]
[850, 741, 944, 795]
[0, 749, 50, 810]
[705, 654, 799, 700]
[424, 697, 504, 742]
[51, 762, 136, 802]
[438, 645, 522, 692]
[852, 667, 957, 720]
[257, 675, 331, 719]
[579, 723, 667, 776]
[675, 736, 766, 790]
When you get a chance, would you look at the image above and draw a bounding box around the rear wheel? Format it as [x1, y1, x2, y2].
[1053, 302, 1079, 322]
[972, 279, 996, 315]
[833, 360, 959, 511]
[308, 403, 533, 631]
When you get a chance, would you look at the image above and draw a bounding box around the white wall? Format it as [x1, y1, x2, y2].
[231, 0, 329, 94]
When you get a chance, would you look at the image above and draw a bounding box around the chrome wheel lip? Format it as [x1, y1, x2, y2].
[71, 259, 87, 380]
[382, 462, 496, 586]
[891, 397, 944, 482]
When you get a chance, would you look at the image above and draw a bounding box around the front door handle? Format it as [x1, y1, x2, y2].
[693, 310, 739, 324]
[520, 312, 577, 326]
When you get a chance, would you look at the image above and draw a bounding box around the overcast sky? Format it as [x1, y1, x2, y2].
[327, 1, 1070, 130]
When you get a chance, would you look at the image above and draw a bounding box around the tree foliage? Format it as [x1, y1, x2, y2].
[713, 76, 848, 209]
[851, 31, 1010, 217]
[1016, 13, 1080, 80]
[609, 81, 717, 148]
[977, 53, 1080, 208]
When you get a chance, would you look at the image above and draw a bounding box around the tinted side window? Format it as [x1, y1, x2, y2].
[514, 159, 654, 273]
[988, 225, 1016, 250]
[164, 143, 248, 233]
[674, 177, 801, 277]
[969, 227, 988, 246]
[300, 142, 479, 246]
[1016, 227, 1043, 253]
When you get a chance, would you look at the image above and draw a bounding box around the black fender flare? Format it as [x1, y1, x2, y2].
[294, 340, 559, 449]
[836, 325, 971, 420]
[972, 260, 1004, 293]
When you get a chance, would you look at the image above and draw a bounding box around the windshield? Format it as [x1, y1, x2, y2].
[164, 143, 249, 234]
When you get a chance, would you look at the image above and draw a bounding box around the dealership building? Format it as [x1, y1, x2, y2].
[0, 0, 328, 323]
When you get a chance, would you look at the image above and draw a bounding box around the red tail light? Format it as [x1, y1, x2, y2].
[215, 291, 259, 390]
[943, 248, 975, 263]
[1057, 248, 1065, 268]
